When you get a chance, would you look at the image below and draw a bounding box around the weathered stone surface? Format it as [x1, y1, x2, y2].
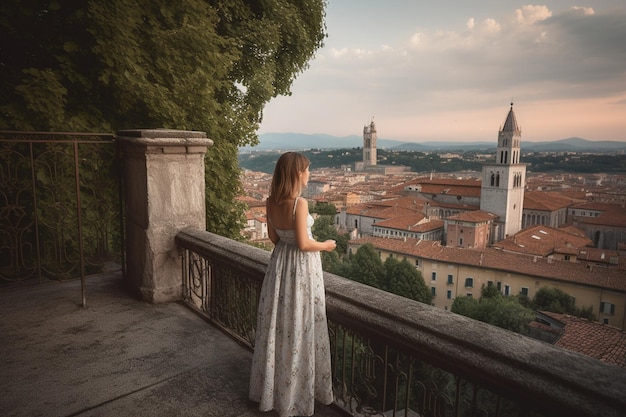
[117, 129, 213, 303]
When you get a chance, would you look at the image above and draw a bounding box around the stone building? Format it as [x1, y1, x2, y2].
[480, 103, 527, 242]
[363, 119, 377, 166]
[347, 236, 626, 331]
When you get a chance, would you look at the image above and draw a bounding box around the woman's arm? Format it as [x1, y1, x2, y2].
[294, 197, 336, 252]
[266, 199, 280, 245]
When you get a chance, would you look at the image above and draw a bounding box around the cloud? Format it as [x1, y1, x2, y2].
[570, 6, 595, 16]
[260, 4, 626, 141]
[345, 6, 626, 104]
[515, 5, 552, 25]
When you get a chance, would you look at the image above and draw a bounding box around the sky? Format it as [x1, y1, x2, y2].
[258, 1, 626, 143]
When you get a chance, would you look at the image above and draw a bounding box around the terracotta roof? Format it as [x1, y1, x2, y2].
[418, 183, 482, 198]
[572, 203, 626, 227]
[345, 197, 427, 217]
[578, 248, 626, 269]
[523, 191, 582, 211]
[492, 225, 593, 257]
[446, 210, 498, 223]
[429, 201, 481, 211]
[397, 177, 482, 197]
[412, 220, 445, 232]
[348, 237, 626, 293]
[541, 312, 626, 368]
[374, 214, 426, 230]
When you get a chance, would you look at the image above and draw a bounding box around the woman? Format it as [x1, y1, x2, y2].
[249, 152, 336, 417]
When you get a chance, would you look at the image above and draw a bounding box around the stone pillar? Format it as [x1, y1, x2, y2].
[116, 129, 213, 303]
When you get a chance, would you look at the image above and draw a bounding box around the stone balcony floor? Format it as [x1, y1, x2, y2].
[0, 273, 345, 417]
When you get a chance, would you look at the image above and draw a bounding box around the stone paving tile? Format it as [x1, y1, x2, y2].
[0, 274, 344, 417]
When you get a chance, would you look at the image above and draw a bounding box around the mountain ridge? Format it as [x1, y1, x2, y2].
[242, 133, 626, 152]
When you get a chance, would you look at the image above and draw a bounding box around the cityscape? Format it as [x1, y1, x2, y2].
[2, 2, 625, 415]
[239, 105, 626, 368]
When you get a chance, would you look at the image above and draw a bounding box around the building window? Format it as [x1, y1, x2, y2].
[465, 277, 474, 288]
[415, 259, 420, 266]
[447, 274, 454, 285]
[431, 287, 436, 296]
[520, 287, 529, 297]
[600, 302, 616, 315]
[487, 280, 494, 288]
[459, 238, 463, 246]
[431, 272, 437, 281]
[467, 293, 473, 298]
[496, 281, 502, 291]
[504, 285, 511, 296]
[564, 255, 570, 261]
[447, 290, 452, 299]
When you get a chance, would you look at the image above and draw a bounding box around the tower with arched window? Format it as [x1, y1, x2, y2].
[480, 103, 527, 242]
[363, 119, 377, 166]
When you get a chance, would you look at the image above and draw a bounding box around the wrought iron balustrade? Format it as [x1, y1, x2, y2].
[0, 131, 123, 303]
[176, 227, 626, 417]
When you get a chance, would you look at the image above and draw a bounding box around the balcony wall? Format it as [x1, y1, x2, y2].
[176, 227, 626, 417]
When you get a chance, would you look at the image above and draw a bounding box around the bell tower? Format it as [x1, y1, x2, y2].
[363, 119, 377, 166]
[480, 103, 526, 242]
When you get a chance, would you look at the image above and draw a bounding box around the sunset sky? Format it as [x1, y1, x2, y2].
[258, 1, 626, 143]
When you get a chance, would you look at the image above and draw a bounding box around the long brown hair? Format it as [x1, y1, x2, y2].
[269, 152, 310, 204]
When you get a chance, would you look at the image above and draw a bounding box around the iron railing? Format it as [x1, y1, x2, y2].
[176, 227, 626, 417]
[0, 131, 124, 305]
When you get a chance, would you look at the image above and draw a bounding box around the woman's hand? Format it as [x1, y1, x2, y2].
[322, 239, 336, 252]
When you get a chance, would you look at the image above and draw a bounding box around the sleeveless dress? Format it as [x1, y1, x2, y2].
[249, 198, 334, 417]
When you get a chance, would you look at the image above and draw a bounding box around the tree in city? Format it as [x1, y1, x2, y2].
[452, 284, 535, 334]
[532, 286, 596, 320]
[0, 0, 327, 238]
[532, 286, 577, 314]
[310, 201, 338, 216]
[312, 214, 349, 256]
[382, 256, 432, 304]
[347, 244, 384, 288]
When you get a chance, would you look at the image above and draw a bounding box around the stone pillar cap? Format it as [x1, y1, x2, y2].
[116, 129, 213, 148]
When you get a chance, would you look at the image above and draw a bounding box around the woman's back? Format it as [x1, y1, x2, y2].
[266, 197, 297, 230]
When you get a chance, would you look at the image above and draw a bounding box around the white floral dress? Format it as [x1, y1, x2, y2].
[249, 198, 334, 417]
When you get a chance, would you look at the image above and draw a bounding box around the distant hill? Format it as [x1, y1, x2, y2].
[242, 132, 405, 150]
[522, 137, 626, 152]
[241, 133, 626, 153]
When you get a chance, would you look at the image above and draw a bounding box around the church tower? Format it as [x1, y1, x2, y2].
[363, 119, 377, 166]
[480, 103, 526, 242]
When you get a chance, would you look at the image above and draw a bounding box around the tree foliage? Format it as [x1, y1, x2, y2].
[532, 286, 576, 314]
[323, 243, 432, 305]
[531, 286, 596, 320]
[382, 256, 432, 304]
[310, 201, 338, 216]
[348, 244, 384, 288]
[312, 214, 348, 254]
[453, 284, 598, 334]
[452, 285, 535, 334]
[1, 0, 327, 237]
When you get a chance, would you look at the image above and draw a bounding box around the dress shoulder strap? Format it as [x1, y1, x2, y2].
[292, 197, 299, 220]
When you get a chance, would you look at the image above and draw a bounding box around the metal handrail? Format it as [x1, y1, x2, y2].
[0, 131, 123, 306]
